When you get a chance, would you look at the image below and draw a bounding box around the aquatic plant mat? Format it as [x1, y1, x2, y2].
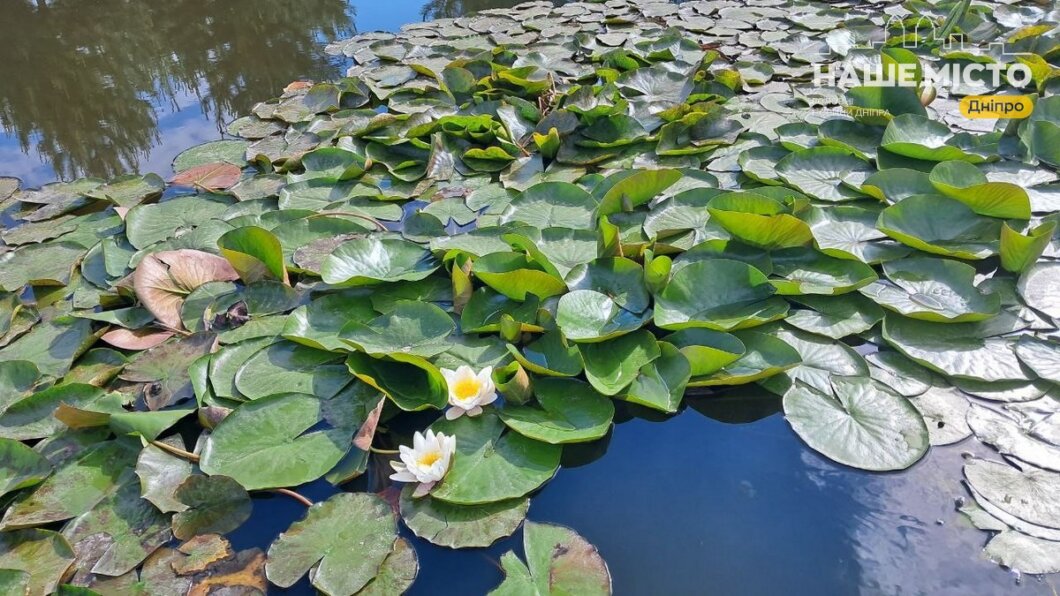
[1, 0, 1060, 592]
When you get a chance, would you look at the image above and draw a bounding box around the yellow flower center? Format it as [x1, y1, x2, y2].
[417, 451, 442, 467]
[453, 377, 481, 401]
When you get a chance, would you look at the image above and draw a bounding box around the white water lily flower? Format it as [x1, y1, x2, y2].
[441, 365, 497, 420]
[389, 429, 456, 498]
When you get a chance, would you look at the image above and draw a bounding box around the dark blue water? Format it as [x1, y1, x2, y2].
[4, 1, 1055, 593]
[229, 394, 1048, 595]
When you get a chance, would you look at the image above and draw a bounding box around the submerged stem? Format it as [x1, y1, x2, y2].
[150, 440, 200, 462]
[370, 446, 399, 455]
[271, 488, 314, 507]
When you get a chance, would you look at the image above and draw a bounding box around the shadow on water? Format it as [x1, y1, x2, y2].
[0, 0, 354, 185]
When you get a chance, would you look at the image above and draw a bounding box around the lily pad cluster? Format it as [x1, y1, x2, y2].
[1, 0, 1060, 592]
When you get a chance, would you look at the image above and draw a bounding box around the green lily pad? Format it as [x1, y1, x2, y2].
[881, 115, 991, 163]
[200, 393, 354, 490]
[877, 194, 1000, 259]
[429, 413, 561, 505]
[1, 441, 137, 530]
[0, 529, 76, 595]
[501, 182, 598, 229]
[860, 256, 1000, 322]
[783, 376, 929, 471]
[472, 252, 567, 301]
[689, 331, 801, 387]
[775, 147, 872, 202]
[883, 313, 1034, 383]
[234, 342, 351, 400]
[507, 331, 583, 377]
[663, 328, 746, 378]
[622, 342, 691, 414]
[769, 248, 878, 296]
[499, 377, 614, 444]
[321, 237, 439, 286]
[0, 439, 51, 499]
[928, 161, 1031, 219]
[341, 301, 455, 357]
[399, 487, 528, 549]
[172, 475, 253, 540]
[556, 290, 651, 343]
[581, 330, 661, 396]
[266, 492, 397, 595]
[346, 352, 448, 411]
[654, 259, 788, 331]
[490, 521, 611, 596]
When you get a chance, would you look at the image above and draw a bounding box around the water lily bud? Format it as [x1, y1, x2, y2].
[493, 361, 533, 405]
[918, 84, 937, 106]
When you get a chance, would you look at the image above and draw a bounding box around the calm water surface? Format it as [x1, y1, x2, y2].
[3, 1, 1054, 594]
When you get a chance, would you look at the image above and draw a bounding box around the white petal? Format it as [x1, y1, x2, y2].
[445, 407, 465, 420]
[467, 405, 483, 417]
[412, 481, 435, 498]
[389, 470, 418, 482]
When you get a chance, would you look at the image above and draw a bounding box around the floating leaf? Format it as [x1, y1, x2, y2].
[172, 475, 252, 540]
[490, 521, 611, 596]
[400, 487, 527, 549]
[200, 393, 353, 490]
[783, 376, 929, 471]
[266, 492, 397, 595]
[499, 377, 614, 444]
[430, 413, 561, 505]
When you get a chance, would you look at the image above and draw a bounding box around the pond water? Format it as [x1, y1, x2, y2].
[2, 1, 1055, 594]
[0, 0, 529, 187]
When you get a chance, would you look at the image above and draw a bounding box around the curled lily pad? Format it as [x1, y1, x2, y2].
[928, 161, 1030, 219]
[877, 195, 1000, 260]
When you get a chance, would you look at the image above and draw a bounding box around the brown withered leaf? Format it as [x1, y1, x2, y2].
[171, 162, 242, 192]
[188, 548, 267, 596]
[174, 535, 233, 576]
[134, 250, 239, 331]
[100, 328, 174, 351]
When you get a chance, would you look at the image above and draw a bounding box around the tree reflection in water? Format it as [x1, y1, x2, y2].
[420, 0, 541, 19]
[0, 0, 354, 182]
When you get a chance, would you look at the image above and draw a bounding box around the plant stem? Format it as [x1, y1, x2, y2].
[150, 440, 200, 462]
[271, 488, 314, 507]
[370, 446, 400, 455]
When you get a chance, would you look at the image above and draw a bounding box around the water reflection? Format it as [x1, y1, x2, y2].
[0, 0, 354, 185]
[420, 0, 543, 19]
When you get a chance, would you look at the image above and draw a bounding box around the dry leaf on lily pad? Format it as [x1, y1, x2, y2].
[170, 162, 242, 192]
[100, 328, 175, 351]
[134, 250, 240, 331]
